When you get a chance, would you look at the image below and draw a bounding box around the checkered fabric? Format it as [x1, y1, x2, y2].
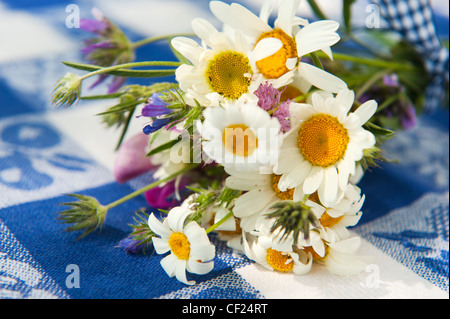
[373, 0, 449, 111]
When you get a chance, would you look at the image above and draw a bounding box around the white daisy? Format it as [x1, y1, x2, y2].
[198, 101, 282, 171]
[225, 165, 303, 231]
[148, 206, 215, 285]
[171, 18, 283, 107]
[242, 232, 313, 275]
[209, 0, 347, 92]
[274, 89, 377, 206]
[323, 237, 370, 276]
[308, 183, 365, 242]
[294, 235, 369, 275]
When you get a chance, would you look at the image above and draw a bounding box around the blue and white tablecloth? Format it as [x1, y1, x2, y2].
[0, 0, 448, 299]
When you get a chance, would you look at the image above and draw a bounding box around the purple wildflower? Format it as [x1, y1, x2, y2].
[144, 177, 190, 210]
[254, 82, 292, 133]
[118, 237, 150, 254]
[254, 82, 282, 111]
[382, 74, 400, 87]
[140, 93, 171, 117]
[79, 8, 134, 93]
[143, 118, 171, 135]
[400, 104, 417, 130]
[273, 101, 291, 133]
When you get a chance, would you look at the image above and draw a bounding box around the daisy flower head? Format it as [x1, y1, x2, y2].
[198, 101, 282, 171]
[209, 0, 347, 92]
[225, 165, 311, 232]
[322, 237, 370, 276]
[171, 18, 283, 107]
[148, 206, 215, 285]
[308, 184, 365, 242]
[242, 230, 313, 275]
[274, 89, 377, 206]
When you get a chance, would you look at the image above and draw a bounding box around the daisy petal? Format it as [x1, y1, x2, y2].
[175, 259, 195, 285]
[253, 37, 283, 61]
[148, 213, 171, 238]
[302, 166, 324, 194]
[187, 259, 214, 275]
[354, 100, 377, 126]
[274, 0, 301, 36]
[296, 20, 340, 57]
[171, 37, 203, 65]
[259, 0, 274, 24]
[335, 89, 355, 114]
[278, 161, 311, 190]
[318, 167, 339, 205]
[298, 62, 347, 93]
[231, 3, 272, 36]
[167, 206, 191, 232]
[160, 254, 178, 277]
[209, 1, 243, 32]
[152, 237, 170, 255]
[191, 18, 222, 48]
[234, 189, 275, 217]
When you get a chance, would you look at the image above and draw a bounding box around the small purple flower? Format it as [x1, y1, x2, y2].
[118, 238, 149, 254]
[140, 93, 171, 117]
[255, 82, 291, 132]
[144, 177, 190, 209]
[143, 118, 172, 135]
[79, 8, 110, 34]
[383, 74, 400, 87]
[400, 104, 417, 130]
[254, 82, 282, 111]
[80, 19, 110, 35]
[273, 101, 291, 133]
[79, 8, 134, 93]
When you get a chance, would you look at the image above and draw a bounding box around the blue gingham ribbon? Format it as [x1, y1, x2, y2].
[373, 0, 449, 111]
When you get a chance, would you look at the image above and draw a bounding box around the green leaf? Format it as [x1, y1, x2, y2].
[309, 52, 323, 69]
[115, 108, 136, 150]
[306, 0, 328, 20]
[62, 61, 176, 78]
[146, 137, 182, 157]
[364, 121, 395, 137]
[80, 93, 123, 100]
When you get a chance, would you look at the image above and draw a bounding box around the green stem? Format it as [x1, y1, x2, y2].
[206, 211, 234, 234]
[79, 61, 183, 81]
[105, 164, 198, 210]
[316, 51, 415, 71]
[306, 0, 328, 20]
[355, 69, 391, 101]
[132, 33, 196, 49]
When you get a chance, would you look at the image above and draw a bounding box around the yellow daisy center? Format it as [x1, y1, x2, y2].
[266, 248, 294, 272]
[308, 191, 321, 205]
[205, 50, 253, 100]
[298, 114, 349, 167]
[271, 174, 294, 200]
[223, 124, 258, 157]
[168, 232, 190, 260]
[319, 212, 344, 228]
[255, 29, 298, 79]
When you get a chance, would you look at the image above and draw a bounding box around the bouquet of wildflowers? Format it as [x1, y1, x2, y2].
[52, 0, 448, 285]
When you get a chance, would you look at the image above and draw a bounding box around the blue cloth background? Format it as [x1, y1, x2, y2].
[0, 0, 448, 299]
